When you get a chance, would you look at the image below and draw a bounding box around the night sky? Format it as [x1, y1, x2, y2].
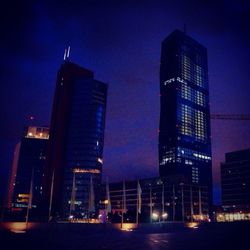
[1, 0, 250, 205]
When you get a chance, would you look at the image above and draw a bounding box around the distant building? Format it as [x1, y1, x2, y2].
[101, 177, 209, 222]
[221, 149, 250, 212]
[43, 60, 108, 219]
[7, 126, 49, 211]
[159, 30, 212, 208]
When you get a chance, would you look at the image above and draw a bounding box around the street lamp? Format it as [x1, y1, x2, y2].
[162, 212, 168, 220]
[152, 212, 159, 222]
[152, 212, 159, 220]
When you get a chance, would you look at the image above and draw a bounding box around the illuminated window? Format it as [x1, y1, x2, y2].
[160, 149, 175, 165]
[181, 55, 207, 89]
[181, 105, 192, 137]
[185, 160, 193, 165]
[73, 168, 101, 174]
[192, 167, 199, 183]
[181, 84, 206, 107]
[180, 104, 207, 142]
[97, 158, 103, 164]
[195, 110, 206, 141]
[177, 147, 211, 162]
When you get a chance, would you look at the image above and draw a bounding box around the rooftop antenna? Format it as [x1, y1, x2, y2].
[63, 46, 71, 61]
[63, 48, 67, 60]
[67, 46, 70, 58]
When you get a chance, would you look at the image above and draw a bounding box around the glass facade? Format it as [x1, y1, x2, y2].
[44, 61, 107, 218]
[62, 78, 107, 217]
[101, 177, 209, 222]
[159, 30, 212, 201]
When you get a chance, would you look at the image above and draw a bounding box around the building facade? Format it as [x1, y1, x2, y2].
[101, 177, 209, 222]
[159, 30, 212, 207]
[221, 149, 250, 212]
[43, 61, 107, 219]
[8, 126, 49, 211]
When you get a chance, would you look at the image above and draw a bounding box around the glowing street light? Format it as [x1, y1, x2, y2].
[152, 212, 158, 219]
[162, 212, 168, 219]
[152, 212, 159, 222]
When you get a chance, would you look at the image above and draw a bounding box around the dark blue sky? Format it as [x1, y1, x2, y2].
[1, 0, 250, 205]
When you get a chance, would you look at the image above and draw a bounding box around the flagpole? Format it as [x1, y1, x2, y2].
[88, 175, 95, 222]
[136, 188, 138, 226]
[26, 168, 34, 230]
[180, 183, 185, 222]
[105, 178, 111, 222]
[69, 171, 76, 218]
[121, 181, 123, 228]
[162, 183, 164, 215]
[172, 184, 175, 221]
[123, 180, 126, 214]
[121, 180, 126, 229]
[25, 203, 30, 230]
[150, 186, 152, 223]
[136, 180, 142, 226]
[199, 186, 202, 217]
[136, 181, 139, 227]
[48, 168, 55, 221]
[190, 186, 193, 222]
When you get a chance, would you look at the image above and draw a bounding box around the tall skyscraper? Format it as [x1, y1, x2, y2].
[159, 30, 212, 204]
[7, 126, 49, 211]
[43, 60, 108, 218]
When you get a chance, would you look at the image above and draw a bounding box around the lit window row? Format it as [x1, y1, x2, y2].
[160, 148, 175, 165]
[177, 147, 211, 162]
[181, 84, 206, 107]
[185, 160, 193, 165]
[192, 166, 199, 183]
[68, 200, 82, 205]
[180, 105, 207, 141]
[181, 55, 207, 89]
[192, 178, 198, 183]
[160, 157, 175, 165]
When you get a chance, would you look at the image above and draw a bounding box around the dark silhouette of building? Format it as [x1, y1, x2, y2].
[101, 177, 209, 222]
[159, 30, 212, 207]
[221, 149, 250, 211]
[43, 60, 107, 219]
[7, 126, 49, 212]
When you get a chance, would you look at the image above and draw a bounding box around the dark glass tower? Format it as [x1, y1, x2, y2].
[159, 30, 212, 200]
[44, 60, 107, 218]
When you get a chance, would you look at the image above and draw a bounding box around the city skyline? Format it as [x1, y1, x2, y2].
[1, 1, 250, 206]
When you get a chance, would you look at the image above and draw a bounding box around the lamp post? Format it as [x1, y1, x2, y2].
[152, 212, 159, 222]
[180, 182, 185, 222]
[162, 212, 168, 221]
[190, 186, 193, 222]
[172, 184, 175, 221]
[152, 212, 168, 223]
[149, 186, 153, 223]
